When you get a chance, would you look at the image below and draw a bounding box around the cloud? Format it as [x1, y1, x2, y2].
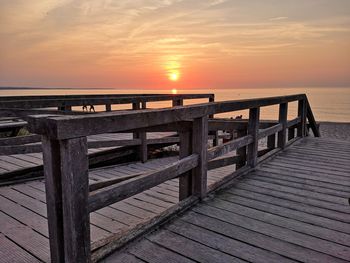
[269, 16, 288, 21]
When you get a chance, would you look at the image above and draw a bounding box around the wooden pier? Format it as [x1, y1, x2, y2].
[1, 93, 348, 262]
[106, 137, 350, 263]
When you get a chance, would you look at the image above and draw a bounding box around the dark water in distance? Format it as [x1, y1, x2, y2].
[0, 87, 349, 122]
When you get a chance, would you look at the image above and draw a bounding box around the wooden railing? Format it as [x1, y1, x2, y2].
[0, 93, 214, 112]
[0, 93, 213, 162]
[27, 94, 319, 263]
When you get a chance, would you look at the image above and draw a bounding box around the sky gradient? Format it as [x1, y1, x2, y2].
[1, 0, 350, 89]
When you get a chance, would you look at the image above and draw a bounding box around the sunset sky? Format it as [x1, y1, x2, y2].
[1, 0, 349, 89]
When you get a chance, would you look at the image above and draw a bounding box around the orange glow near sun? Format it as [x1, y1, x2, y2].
[169, 72, 179, 81]
[171, 88, 177, 94]
[164, 55, 181, 82]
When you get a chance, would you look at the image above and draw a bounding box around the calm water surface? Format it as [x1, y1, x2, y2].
[0, 87, 349, 122]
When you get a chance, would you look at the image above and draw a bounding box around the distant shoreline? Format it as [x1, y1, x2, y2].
[0, 87, 118, 90]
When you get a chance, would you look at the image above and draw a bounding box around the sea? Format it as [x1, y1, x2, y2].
[0, 87, 349, 123]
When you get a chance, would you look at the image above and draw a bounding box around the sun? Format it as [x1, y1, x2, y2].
[169, 72, 179, 81]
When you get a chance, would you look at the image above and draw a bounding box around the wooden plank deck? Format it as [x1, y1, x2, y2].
[0, 154, 234, 262]
[0, 132, 175, 178]
[104, 137, 350, 263]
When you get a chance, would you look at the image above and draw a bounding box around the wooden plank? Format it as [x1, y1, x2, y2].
[167, 219, 293, 263]
[0, 134, 41, 146]
[220, 192, 350, 234]
[88, 155, 198, 212]
[179, 131, 193, 200]
[270, 158, 350, 173]
[0, 233, 41, 263]
[258, 124, 282, 140]
[109, 201, 156, 219]
[182, 211, 343, 263]
[103, 252, 144, 263]
[258, 166, 350, 188]
[232, 182, 350, 215]
[0, 155, 34, 168]
[0, 195, 48, 237]
[193, 204, 350, 261]
[147, 229, 246, 263]
[0, 211, 50, 262]
[249, 171, 350, 198]
[94, 206, 141, 227]
[207, 135, 253, 161]
[275, 153, 350, 168]
[127, 239, 195, 263]
[247, 107, 259, 167]
[226, 187, 350, 223]
[208, 155, 240, 170]
[210, 197, 350, 246]
[264, 162, 350, 177]
[241, 178, 347, 205]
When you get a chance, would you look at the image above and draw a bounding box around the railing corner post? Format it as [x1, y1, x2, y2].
[42, 136, 65, 263]
[192, 116, 208, 199]
[62, 137, 90, 262]
[42, 135, 91, 263]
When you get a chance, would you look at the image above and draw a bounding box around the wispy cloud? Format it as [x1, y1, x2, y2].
[269, 16, 288, 21]
[0, 0, 349, 88]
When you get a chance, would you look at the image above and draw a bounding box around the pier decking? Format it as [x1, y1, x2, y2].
[0, 156, 238, 262]
[1, 137, 349, 262]
[105, 137, 350, 263]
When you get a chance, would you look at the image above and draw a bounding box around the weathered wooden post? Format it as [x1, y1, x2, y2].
[179, 130, 193, 200]
[278, 103, 288, 149]
[172, 98, 183, 107]
[247, 107, 260, 167]
[58, 105, 72, 111]
[297, 98, 306, 137]
[208, 95, 219, 146]
[236, 127, 247, 169]
[132, 102, 147, 162]
[288, 126, 295, 141]
[192, 116, 208, 199]
[42, 136, 91, 263]
[105, 103, 112, 112]
[267, 133, 276, 150]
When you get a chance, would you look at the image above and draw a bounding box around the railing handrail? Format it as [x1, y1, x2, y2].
[0, 93, 214, 109]
[28, 94, 306, 140]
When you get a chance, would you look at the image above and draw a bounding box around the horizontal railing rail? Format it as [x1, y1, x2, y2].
[27, 93, 320, 263]
[0, 93, 214, 109]
[28, 94, 304, 140]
